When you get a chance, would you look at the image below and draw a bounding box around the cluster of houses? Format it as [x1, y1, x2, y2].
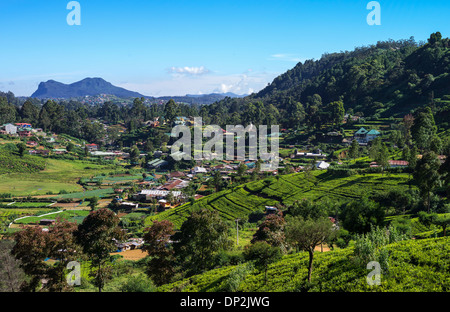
[0, 123, 43, 138]
[0, 122, 68, 155]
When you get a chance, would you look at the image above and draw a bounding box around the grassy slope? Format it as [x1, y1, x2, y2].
[0, 158, 115, 196]
[157, 236, 450, 292]
[145, 171, 413, 228]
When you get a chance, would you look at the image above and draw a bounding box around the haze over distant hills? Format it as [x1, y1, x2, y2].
[30, 77, 246, 104]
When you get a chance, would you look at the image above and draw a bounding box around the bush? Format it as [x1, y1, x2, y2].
[119, 274, 156, 292]
[218, 263, 254, 292]
[353, 225, 408, 273]
[417, 211, 438, 227]
[214, 250, 245, 267]
[327, 167, 357, 177]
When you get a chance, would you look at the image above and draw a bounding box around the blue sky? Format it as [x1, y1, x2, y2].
[1, 0, 449, 97]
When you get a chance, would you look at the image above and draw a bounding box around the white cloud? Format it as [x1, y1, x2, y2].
[168, 66, 210, 76]
[269, 53, 304, 63]
[218, 84, 232, 93]
[117, 70, 277, 97]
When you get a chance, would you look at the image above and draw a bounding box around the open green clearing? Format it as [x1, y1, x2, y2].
[0, 202, 54, 208]
[14, 210, 90, 225]
[0, 158, 116, 196]
[0, 208, 55, 221]
[53, 187, 115, 200]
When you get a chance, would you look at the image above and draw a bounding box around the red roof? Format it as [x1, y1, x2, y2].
[388, 160, 409, 166]
[168, 171, 186, 178]
[163, 179, 184, 190]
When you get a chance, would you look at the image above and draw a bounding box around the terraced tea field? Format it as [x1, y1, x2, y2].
[145, 171, 413, 228]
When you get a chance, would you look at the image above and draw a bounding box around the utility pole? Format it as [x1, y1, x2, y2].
[235, 218, 240, 245]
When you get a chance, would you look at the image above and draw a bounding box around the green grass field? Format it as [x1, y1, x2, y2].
[0, 202, 54, 208]
[53, 188, 115, 200]
[0, 158, 116, 196]
[14, 210, 90, 225]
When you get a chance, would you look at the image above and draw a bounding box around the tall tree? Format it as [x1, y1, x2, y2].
[142, 220, 176, 286]
[251, 212, 286, 252]
[340, 197, 385, 234]
[349, 139, 359, 159]
[164, 99, 179, 125]
[129, 145, 140, 165]
[243, 241, 282, 283]
[74, 208, 124, 292]
[327, 100, 345, 127]
[413, 151, 441, 212]
[0, 96, 17, 125]
[20, 100, 40, 125]
[411, 107, 437, 151]
[376, 143, 390, 173]
[0, 240, 25, 292]
[45, 220, 80, 292]
[11, 226, 49, 291]
[172, 208, 232, 276]
[285, 216, 334, 282]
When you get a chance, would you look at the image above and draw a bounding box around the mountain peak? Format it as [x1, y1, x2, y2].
[31, 78, 144, 99]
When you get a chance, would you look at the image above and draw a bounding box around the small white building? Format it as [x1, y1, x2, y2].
[316, 161, 330, 170]
[192, 166, 207, 174]
[3, 123, 17, 135]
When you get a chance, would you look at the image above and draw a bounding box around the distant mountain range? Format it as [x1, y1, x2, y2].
[31, 78, 144, 99]
[30, 77, 246, 104]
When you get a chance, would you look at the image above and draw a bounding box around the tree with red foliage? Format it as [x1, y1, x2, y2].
[46, 219, 80, 292]
[142, 220, 176, 286]
[12, 226, 49, 291]
[251, 212, 287, 252]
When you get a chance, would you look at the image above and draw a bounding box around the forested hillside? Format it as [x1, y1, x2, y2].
[202, 32, 450, 129]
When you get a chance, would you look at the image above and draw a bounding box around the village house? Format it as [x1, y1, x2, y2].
[1, 123, 17, 135]
[292, 149, 327, 160]
[354, 127, 380, 144]
[147, 158, 168, 169]
[15, 123, 32, 129]
[118, 201, 138, 211]
[116, 238, 144, 252]
[32, 128, 44, 134]
[316, 161, 330, 170]
[191, 166, 207, 175]
[39, 219, 56, 226]
[52, 148, 68, 155]
[133, 189, 182, 202]
[46, 137, 56, 143]
[265, 206, 278, 215]
[26, 141, 38, 147]
[158, 199, 170, 211]
[162, 179, 190, 191]
[388, 160, 409, 168]
[18, 128, 32, 138]
[167, 171, 186, 179]
[85, 143, 99, 151]
[173, 116, 188, 126]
